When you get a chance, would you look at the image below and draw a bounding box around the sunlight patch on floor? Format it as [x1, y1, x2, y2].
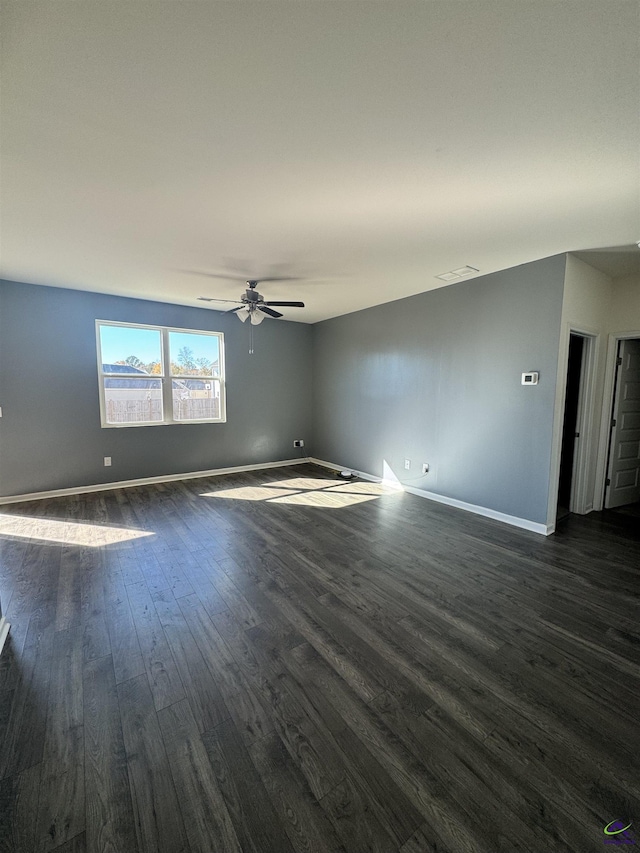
[268, 491, 377, 508]
[0, 514, 155, 547]
[330, 482, 392, 495]
[261, 477, 342, 491]
[199, 486, 300, 501]
[200, 475, 400, 508]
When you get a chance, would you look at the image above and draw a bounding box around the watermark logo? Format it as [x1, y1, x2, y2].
[604, 820, 635, 845]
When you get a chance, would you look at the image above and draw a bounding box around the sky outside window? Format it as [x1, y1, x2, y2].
[169, 331, 219, 373]
[100, 325, 220, 374]
[100, 325, 162, 366]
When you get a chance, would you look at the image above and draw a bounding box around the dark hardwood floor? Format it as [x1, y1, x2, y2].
[0, 463, 638, 852]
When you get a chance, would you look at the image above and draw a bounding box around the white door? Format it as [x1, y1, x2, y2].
[605, 338, 640, 508]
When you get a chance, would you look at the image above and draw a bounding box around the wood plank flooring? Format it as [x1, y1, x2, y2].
[0, 463, 639, 852]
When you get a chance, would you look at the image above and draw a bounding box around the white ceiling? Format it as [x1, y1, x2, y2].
[1, 1, 639, 323]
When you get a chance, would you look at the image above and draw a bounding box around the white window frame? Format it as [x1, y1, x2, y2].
[96, 320, 226, 428]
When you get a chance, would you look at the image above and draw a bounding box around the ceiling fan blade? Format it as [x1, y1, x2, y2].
[197, 297, 241, 304]
[264, 301, 305, 308]
[185, 270, 303, 284]
[186, 270, 251, 282]
[250, 276, 302, 283]
[258, 306, 283, 319]
[224, 305, 244, 314]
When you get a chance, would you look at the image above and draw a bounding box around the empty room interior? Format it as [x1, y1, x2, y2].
[1, 3, 639, 852]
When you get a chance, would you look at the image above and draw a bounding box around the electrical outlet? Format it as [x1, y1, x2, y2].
[404, 459, 411, 470]
[422, 463, 430, 474]
[104, 457, 112, 467]
[293, 439, 304, 448]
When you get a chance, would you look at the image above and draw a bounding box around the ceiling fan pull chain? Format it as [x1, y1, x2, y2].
[249, 323, 254, 355]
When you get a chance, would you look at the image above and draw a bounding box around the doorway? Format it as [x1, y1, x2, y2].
[557, 334, 585, 518]
[604, 337, 640, 512]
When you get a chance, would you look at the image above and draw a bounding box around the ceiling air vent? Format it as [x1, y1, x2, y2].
[436, 265, 479, 281]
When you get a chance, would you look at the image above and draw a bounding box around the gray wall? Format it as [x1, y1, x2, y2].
[312, 256, 566, 524]
[0, 280, 313, 497]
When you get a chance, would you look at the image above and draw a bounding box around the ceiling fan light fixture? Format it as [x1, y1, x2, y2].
[236, 307, 250, 322]
[250, 309, 266, 325]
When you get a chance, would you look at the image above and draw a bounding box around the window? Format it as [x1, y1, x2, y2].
[96, 321, 225, 427]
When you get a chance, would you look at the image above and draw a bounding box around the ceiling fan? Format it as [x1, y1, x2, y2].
[196, 276, 305, 354]
[196, 278, 304, 325]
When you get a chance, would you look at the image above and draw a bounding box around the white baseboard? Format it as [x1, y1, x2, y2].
[0, 457, 309, 506]
[310, 457, 552, 536]
[402, 484, 552, 535]
[0, 455, 552, 536]
[0, 617, 10, 657]
[307, 457, 403, 489]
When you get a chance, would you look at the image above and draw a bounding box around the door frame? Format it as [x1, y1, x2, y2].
[547, 324, 599, 529]
[593, 330, 640, 511]
[569, 331, 597, 514]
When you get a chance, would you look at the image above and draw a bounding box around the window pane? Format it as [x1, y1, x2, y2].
[172, 378, 221, 421]
[169, 331, 220, 376]
[100, 325, 163, 375]
[103, 378, 163, 424]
